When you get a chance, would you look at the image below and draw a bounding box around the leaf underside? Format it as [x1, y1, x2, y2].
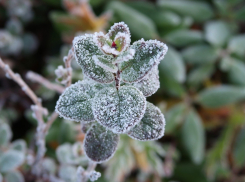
[92, 86, 146, 133]
[127, 102, 165, 141]
[73, 34, 114, 83]
[84, 123, 119, 163]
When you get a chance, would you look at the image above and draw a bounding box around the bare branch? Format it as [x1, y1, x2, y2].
[26, 71, 65, 94]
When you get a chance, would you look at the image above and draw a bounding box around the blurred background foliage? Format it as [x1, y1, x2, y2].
[1, 0, 245, 182]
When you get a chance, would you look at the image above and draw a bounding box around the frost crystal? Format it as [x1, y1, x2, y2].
[92, 86, 146, 133]
[57, 21, 168, 164]
[89, 171, 101, 181]
[127, 102, 165, 141]
[84, 124, 119, 163]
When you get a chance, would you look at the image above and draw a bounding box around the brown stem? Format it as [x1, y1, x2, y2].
[115, 63, 120, 90]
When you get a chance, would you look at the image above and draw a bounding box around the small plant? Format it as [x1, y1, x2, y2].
[56, 22, 168, 163]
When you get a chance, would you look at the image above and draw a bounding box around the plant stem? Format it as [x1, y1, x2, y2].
[115, 63, 120, 90]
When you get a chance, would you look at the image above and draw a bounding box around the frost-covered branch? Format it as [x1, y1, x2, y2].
[26, 71, 65, 94]
[63, 48, 74, 87]
[76, 161, 99, 182]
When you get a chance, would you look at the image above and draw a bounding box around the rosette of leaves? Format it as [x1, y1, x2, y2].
[56, 22, 168, 163]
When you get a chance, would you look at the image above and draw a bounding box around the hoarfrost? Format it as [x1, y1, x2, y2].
[84, 124, 119, 163]
[56, 80, 109, 122]
[93, 55, 118, 73]
[120, 39, 168, 83]
[107, 22, 130, 41]
[73, 34, 114, 83]
[113, 48, 135, 64]
[89, 171, 101, 181]
[133, 66, 160, 97]
[92, 86, 146, 133]
[127, 102, 165, 141]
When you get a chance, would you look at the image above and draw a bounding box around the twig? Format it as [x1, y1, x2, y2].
[64, 47, 74, 87]
[77, 161, 97, 182]
[0, 57, 42, 107]
[43, 112, 59, 134]
[26, 71, 65, 94]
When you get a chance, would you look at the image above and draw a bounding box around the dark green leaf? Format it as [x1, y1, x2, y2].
[157, 0, 214, 22]
[181, 109, 205, 164]
[196, 86, 245, 108]
[84, 124, 119, 163]
[182, 44, 220, 65]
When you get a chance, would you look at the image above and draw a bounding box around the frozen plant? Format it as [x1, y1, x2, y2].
[56, 22, 168, 163]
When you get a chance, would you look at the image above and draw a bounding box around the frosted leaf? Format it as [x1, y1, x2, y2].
[120, 39, 168, 83]
[42, 158, 57, 174]
[56, 143, 74, 164]
[107, 22, 130, 42]
[127, 102, 165, 141]
[0, 123, 12, 147]
[0, 150, 25, 173]
[133, 66, 160, 97]
[113, 48, 135, 64]
[89, 171, 101, 181]
[84, 124, 119, 163]
[81, 122, 94, 133]
[58, 165, 76, 182]
[92, 86, 146, 133]
[5, 171, 24, 182]
[93, 55, 118, 73]
[10, 139, 26, 153]
[56, 80, 107, 122]
[114, 32, 130, 53]
[73, 34, 114, 83]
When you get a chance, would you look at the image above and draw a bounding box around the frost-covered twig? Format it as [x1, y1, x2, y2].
[76, 161, 99, 182]
[26, 71, 65, 94]
[63, 48, 73, 87]
[0, 57, 42, 107]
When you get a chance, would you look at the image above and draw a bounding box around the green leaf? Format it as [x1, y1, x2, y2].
[165, 29, 204, 47]
[92, 86, 146, 133]
[182, 44, 220, 65]
[0, 123, 12, 147]
[132, 66, 160, 97]
[5, 171, 24, 182]
[107, 22, 130, 41]
[107, 1, 158, 40]
[93, 55, 118, 73]
[165, 103, 187, 134]
[159, 47, 185, 83]
[157, 0, 214, 22]
[205, 21, 231, 47]
[73, 34, 114, 83]
[187, 64, 214, 86]
[127, 102, 165, 141]
[10, 140, 26, 153]
[120, 39, 168, 83]
[56, 80, 106, 122]
[227, 57, 245, 86]
[233, 127, 245, 168]
[196, 86, 245, 108]
[228, 35, 245, 58]
[84, 124, 119, 163]
[126, 2, 181, 28]
[181, 109, 205, 164]
[0, 150, 25, 173]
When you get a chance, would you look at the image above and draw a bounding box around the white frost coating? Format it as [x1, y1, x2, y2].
[89, 171, 101, 181]
[92, 86, 146, 133]
[120, 39, 168, 83]
[93, 55, 118, 73]
[127, 102, 165, 141]
[83, 123, 119, 163]
[55, 80, 109, 122]
[102, 44, 120, 55]
[114, 32, 130, 52]
[73, 34, 114, 83]
[133, 66, 160, 97]
[114, 48, 135, 64]
[107, 22, 130, 41]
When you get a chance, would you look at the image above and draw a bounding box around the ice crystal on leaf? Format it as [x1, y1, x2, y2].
[56, 22, 168, 163]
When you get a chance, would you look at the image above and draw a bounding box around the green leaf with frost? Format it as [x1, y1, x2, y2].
[120, 39, 168, 83]
[132, 66, 160, 97]
[56, 143, 74, 164]
[84, 124, 119, 163]
[92, 86, 146, 133]
[56, 80, 108, 122]
[127, 102, 165, 141]
[58, 165, 77, 182]
[228, 35, 245, 58]
[73, 34, 114, 83]
[42, 158, 57, 174]
[5, 171, 24, 182]
[0, 150, 25, 173]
